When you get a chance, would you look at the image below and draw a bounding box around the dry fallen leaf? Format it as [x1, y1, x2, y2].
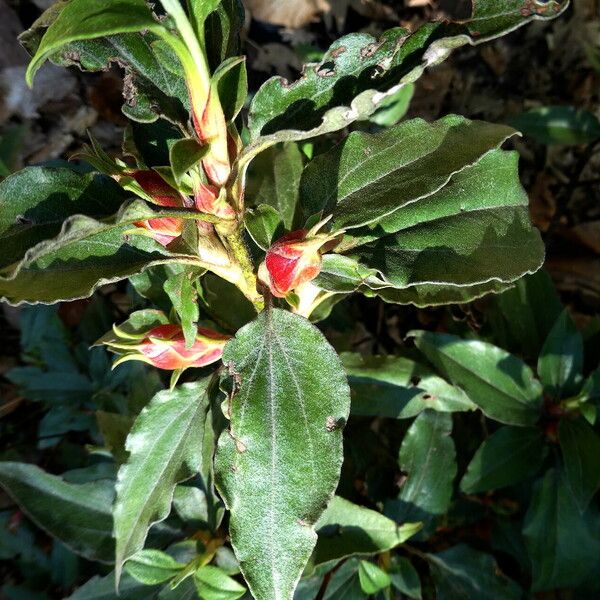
[243, 0, 329, 28]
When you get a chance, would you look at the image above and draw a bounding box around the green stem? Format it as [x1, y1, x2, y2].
[226, 228, 264, 312]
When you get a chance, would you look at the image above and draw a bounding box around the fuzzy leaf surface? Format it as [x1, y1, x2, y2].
[25, 0, 161, 85]
[311, 146, 544, 307]
[215, 309, 350, 600]
[114, 379, 213, 582]
[410, 331, 543, 426]
[0, 462, 114, 562]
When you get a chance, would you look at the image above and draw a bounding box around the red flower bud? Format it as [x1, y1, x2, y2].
[128, 170, 184, 208]
[261, 230, 325, 298]
[133, 217, 183, 247]
[104, 323, 230, 372]
[194, 181, 235, 219]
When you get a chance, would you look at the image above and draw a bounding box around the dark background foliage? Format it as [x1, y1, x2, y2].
[0, 0, 599, 598]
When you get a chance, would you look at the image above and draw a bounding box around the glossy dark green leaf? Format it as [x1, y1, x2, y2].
[389, 557, 421, 600]
[322, 559, 365, 600]
[357, 561, 390, 595]
[247, 143, 304, 230]
[66, 572, 158, 600]
[215, 309, 350, 600]
[523, 468, 600, 590]
[194, 565, 246, 600]
[389, 411, 456, 523]
[25, 0, 161, 86]
[410, 331, 543, 426]
[114, 379, 213, 582]
[342, 352, 476, 419]
[125, 550, 185, 585]
[460, 427, 546, 494]
[302, 117, 516, 230]
[491, 269, 563, 359]
[313, 496, 421, 566]
[510, 105, 600, 145]
[559, 418, 600, 512]
[538, 310, 584, 398]
[0, 463, 114, 563]
[429, 544, 522, 600]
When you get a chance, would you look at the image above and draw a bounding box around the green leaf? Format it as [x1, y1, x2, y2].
[245, 2, 567, 148]
[164, 269, 201, 348]
[204, 0, 244, 70]
[0, 167, 128, 271]
[491, 269, 563, 359]
[357, 561, 391, 595]
[244, 205, 284, 251]
[314, 147, 544, 307]
[0, 198, 203, 305]
[510, 106, 600, 145]
[96, 411, 135, 465]
[213, 56, 248, 122]
[341, 353, 476, 419]
[187, 0, 221, 39]
[429, 544, 522, 600]
[558, 418, 600, 512]
[410, 331, 543, 426]
[170, 139, 208, 185]
[126, 550, 185, 585]
[538, 310, 584, 398]
[389, 556, 421, 600]
[114, 379, 214, 582]
[388, 411, 456, 523]
[194, 565, 246, 600]
[523, 468, 600, 591]
[214, 309, 351, 600]
[460, 426, 546, 494]
[313, 496, 421, 566]
[247, 143, 304, 230]
[66, 572, 158, 600]
[370, 83, 414, 126]
[302, 117, 516, 230]
[26, 0, 161, 86]
[0, 463, 114, 563]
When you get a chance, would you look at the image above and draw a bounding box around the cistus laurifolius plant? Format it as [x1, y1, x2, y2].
[0, 1, 570, 599]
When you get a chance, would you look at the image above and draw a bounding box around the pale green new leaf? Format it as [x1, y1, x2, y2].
[0, 462, 114, 563]
[114, 379, 214, 582]
[194, 565, 246, 600]
[410, 331, 543, 426]
[215, 309, 350, 600]
[125, 550, 185, 585]
[358, 561, 391, 595]
[313, 496, 421, 566]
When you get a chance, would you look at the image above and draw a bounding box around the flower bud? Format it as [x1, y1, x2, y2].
[194, 181, 235, 220]
[133, 217, 183, 247]
[260, 230, 326, 298]
[128, 170, 184, 208]
[104, 323, 230, 371]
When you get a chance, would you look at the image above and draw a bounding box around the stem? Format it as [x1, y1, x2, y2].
[226, 228, 264, 312]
